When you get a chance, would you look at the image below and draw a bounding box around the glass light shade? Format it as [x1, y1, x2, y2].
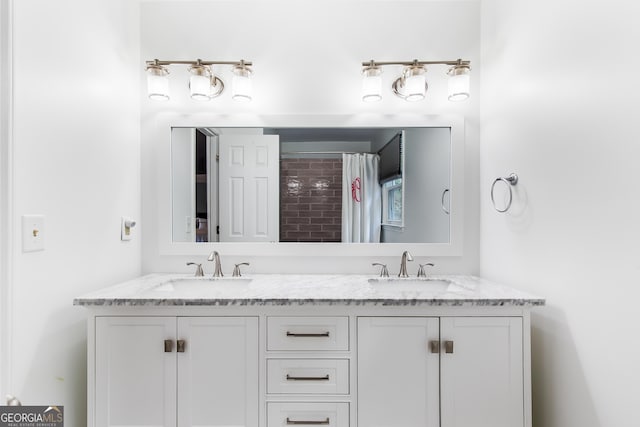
[362, 67, 382, 102]
[146, 65, 170, 101]
[189, 65, 212, 101]
[232, 65, 253, 102]
[403, 66, 426, 102]
[448, 66, 470, 102]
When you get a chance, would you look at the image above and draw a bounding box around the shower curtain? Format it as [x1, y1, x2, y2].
[342, 153, 382, 243]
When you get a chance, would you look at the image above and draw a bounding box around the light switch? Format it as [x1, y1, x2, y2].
[22, 215, 45, 252]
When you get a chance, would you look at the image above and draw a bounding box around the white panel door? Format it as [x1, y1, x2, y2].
[219, 135, 279, 242]
[357, 317, 440, 427]
[95, 317, 176, 427]
[177, 317, 259, 427]
[440, 317, 524, 427]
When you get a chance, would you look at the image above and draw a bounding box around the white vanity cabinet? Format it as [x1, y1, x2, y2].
[357, 316, 524, 427]
[78, 274, 542, 427]
[94, 316, 258, 427]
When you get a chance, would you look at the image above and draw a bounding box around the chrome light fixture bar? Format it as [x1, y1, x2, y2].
[145, 58, 253, 102]
[361, 59, 471, 103]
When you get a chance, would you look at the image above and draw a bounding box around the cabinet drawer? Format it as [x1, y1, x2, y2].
[267, 359, 349, 394]
[267, 402, 349, 427]
[267, 317, 349, 351]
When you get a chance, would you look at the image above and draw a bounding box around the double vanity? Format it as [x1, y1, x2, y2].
[75, 273, 544, 427]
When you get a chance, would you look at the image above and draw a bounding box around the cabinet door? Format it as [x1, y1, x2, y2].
[440, 317, 524, 427]
[95, 317, 176, 427]
[357, 317, 440, 427]
[177, 317, 259, 427]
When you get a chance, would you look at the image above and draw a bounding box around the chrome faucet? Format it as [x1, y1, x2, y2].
[207, 251, 223, 277]
[398, 251, 413, 278]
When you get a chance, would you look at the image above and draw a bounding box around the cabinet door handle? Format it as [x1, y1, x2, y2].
[164, 339, 174, 353]
[286, 417, 330, 425]
[286, 331, 330, 338]
[429, 340, 440, 354]
[177, 339, 186, 353]
[445, 340, 454, 354]
[286, 374, 330, 381]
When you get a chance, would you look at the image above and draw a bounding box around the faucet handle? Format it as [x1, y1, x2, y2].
[186, 262, 204, 277]
[233, 262, 250, 277]
[372, 263, 389, 278]
[417, 263, 435, 278]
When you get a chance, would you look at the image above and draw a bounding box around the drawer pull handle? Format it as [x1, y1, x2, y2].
[164, 339, 173, 353]
[286, 418, 330, 425]
[286, 374, 330, 381]
[286, 331, 330, 338]
[429, 340, 440, 354]
[445, 340, 454, 354]
[177, 339, 186, 353]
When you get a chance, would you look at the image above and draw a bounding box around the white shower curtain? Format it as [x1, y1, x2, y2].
[342, 153, 382, 243]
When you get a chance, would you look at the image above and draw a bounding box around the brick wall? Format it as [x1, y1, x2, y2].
[280, 158, 342, 242]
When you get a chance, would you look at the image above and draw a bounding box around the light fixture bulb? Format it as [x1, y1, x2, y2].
[403, 66, 427, 102]
[447, 65, 470, 102]
[189, 65, 212, 101]
[232, 64, 253, 102]
[362, 66, 382, 102]
[146, 64, 170, 101]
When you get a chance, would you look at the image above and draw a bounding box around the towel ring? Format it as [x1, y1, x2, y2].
[441, 189, 450, 215]
[491, 173, 518, 213]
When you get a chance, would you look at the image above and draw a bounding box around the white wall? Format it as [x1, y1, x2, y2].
[4, 1, 141, 426]
[0, 0, 13, 396]
[382, 128, 450, 243]
[171, 127, 196, 242]
[141, 0, 481, 275]
[480, 1, 640, 426]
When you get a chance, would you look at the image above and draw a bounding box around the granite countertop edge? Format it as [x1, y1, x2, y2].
[73, 274, 546, 308]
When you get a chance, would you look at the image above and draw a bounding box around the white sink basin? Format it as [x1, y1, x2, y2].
[141, 278, 252, 296]
[368, 278, 451, 293]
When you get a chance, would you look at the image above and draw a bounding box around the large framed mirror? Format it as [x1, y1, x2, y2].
[154, 115, 464, 256]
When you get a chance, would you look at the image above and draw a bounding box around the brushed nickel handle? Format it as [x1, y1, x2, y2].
[445, 340, 454, 354]
[286, 331, 330, 338]
[286, 418, 330, 425]
[164, 339, 174, 353]
[429, 340, 440, 354]
[186, 262, 204, 277]
[232, 262, 250, 277]
[177, 339, 186, 353]
[286, 374, 330, 381]
[372, 262, 389, 277]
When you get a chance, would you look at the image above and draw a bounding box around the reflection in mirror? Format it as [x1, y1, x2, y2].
[171, 127, 450, 244]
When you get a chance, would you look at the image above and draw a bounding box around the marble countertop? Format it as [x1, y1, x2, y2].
[73, 274, 545, 307]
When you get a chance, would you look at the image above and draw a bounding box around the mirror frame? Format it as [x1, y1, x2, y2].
[154, 114, 464, 257]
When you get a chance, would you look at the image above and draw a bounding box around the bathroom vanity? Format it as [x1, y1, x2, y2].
[75, 274, 544, 427]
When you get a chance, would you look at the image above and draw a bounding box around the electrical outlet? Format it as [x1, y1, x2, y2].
[22, 215, 45, 252]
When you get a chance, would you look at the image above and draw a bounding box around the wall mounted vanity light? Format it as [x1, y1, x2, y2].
[145, 59, 253, 102]
[361, 59, 471, 103]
